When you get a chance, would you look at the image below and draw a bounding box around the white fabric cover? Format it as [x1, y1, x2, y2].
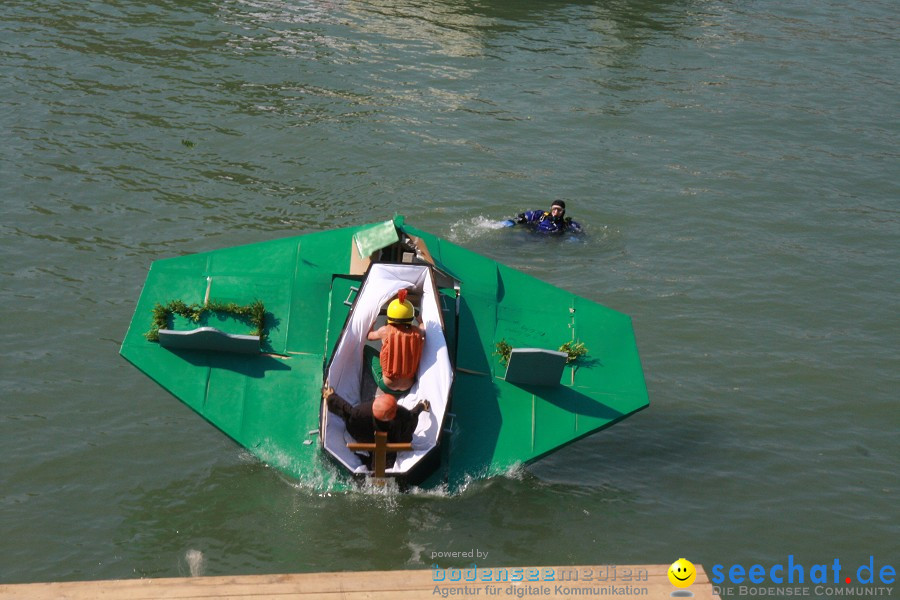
[324, 263, 452, 474]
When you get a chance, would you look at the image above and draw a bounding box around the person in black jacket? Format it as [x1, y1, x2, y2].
[324, 386, 430, 467]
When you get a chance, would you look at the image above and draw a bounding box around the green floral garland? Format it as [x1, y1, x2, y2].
[145, 299, 266, 342]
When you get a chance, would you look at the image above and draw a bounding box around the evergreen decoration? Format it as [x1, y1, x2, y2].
[493, 338, 589, 366]
[145, 299, 266, 342]
[494, 339, 513, 366]
[557, 340, 588, 364]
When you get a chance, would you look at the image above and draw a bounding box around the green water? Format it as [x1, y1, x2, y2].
[1, 0, 897, 596]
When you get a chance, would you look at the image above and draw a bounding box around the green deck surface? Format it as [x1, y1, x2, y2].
[120, 218, 648, 490]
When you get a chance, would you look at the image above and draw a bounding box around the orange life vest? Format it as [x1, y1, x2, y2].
[380, 326, 424, 380]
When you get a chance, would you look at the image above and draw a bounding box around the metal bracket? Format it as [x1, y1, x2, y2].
[443, 412, 456, 434]
[343, 286, 360, 307]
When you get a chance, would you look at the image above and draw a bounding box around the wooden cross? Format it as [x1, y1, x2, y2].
[347, 431, 413, 478]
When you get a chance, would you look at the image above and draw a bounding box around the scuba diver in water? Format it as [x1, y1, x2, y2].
[510, 199, 582, 234]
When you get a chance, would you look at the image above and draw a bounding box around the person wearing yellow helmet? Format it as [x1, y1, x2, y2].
[386, 290, 416, 324]
[365, 289, 426, 394]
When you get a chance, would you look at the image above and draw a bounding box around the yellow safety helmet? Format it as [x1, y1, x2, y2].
[387, 289, 415, 324]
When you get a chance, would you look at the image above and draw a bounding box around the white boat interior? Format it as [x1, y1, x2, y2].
[323, 263, 453, 475]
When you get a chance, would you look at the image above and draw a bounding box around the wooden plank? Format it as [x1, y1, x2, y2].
[0, 565, 717, 600]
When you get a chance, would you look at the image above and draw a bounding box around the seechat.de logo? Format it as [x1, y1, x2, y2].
[710, 555, 896, 586]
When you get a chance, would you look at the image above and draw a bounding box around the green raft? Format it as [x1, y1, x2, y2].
[119, 217, 649, 490]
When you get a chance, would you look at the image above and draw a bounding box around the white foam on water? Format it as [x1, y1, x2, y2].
[184, 549, 205, 577]
[447, 216, 511, 243]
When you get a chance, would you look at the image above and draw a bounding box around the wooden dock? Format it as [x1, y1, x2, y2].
[0, 564, 717, 599]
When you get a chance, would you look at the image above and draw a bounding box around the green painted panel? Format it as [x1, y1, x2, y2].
[239, 353, 325, 475]
[120, 343, 210, 415]
[139, 264, 210, 310]
[285, 228, 357, 355]
[495, 264, 575, 351]
[456, 292, 497, 374]
[284, 273, 331, 355]
[532, 383, 627, 453]
[325, 275, 360, 364]
[490, 380, 540, 469]
[401, 220, 649, 479]
[446, 372, 504, 480]
[122, 220, 649, 490]
[570, 295, 648, 415]
[205, 235, 299, 274]
[436, 288, 458, 361]
[203, 362, 252, 439]
[210, 275, 292, 353]
[497, 265, 572, 340]
[533, 388, 578, 449]
[120, 264, 213, 411]
[441, 246, 499, 375]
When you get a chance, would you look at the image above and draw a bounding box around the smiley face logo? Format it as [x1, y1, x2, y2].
[668, 558, 697, 588]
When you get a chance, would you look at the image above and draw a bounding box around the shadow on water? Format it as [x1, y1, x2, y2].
[527, 400, 729, 492]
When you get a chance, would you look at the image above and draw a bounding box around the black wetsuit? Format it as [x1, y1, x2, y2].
[516, 209, 582, 233]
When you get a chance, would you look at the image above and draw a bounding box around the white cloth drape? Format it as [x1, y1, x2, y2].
[324, 263, 452, 474]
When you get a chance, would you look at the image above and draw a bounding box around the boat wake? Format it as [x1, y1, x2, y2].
[184, 549, 205, 577]
[262, 445, 531, 498]
[447, 216, 511, 244]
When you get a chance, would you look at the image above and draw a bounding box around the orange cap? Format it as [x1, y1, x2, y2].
[372, 394, 398, 421]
